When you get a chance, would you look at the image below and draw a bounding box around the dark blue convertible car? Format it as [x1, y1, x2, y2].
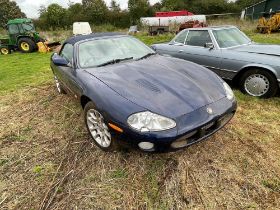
[50, 33, 237, 152]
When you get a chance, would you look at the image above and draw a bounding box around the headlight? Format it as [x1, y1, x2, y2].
[127, 111, 176, 132]
[223, 82, 234, 100]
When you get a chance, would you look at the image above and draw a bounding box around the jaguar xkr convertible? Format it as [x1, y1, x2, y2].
[50, 33, 237, 152]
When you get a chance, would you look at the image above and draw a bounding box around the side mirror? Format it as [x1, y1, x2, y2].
[205, 42, 214, 49]
[52, 53, 69, 66]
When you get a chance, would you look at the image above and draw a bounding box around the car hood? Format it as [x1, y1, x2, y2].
[231, 43, 280, 56]
[85, 55, 226, 118]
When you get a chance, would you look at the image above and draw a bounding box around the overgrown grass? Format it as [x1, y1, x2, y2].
[0, 30, 280, 209]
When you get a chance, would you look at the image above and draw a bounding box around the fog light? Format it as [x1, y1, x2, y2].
[138, 142, 154, 150]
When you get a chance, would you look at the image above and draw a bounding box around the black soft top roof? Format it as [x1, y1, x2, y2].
[65, 32, 125, 45]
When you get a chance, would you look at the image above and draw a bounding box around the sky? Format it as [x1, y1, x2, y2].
[14, 0, 160, 18]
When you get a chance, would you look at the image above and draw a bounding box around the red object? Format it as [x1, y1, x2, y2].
[155, 10, 194, 17]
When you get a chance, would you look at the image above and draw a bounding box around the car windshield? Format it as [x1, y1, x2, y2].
[212, 28, 251, 48]
[78, 36, 155, 68]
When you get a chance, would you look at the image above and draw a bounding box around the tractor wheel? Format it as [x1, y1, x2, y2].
[0, 47, 11, 55]
[18, 38, 36, 53]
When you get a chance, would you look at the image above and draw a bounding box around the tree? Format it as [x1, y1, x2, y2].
[161, 0, 186, 11]
[128, 0, 150, 24]
[45, 4, 67, 30]
[0, 0, 26, 27]
[110, 0, 121, 12]
[67, 3, 86, 25]
[82, 0, 109, 25]
[34, 5, 49, 30]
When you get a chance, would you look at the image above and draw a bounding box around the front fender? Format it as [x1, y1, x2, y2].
[79, 70, 145, 127]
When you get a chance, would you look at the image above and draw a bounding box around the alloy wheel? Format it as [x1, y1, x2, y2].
[86, 109, 111, 148]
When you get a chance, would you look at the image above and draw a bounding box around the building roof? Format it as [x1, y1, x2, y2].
[65, 32, 125, 45]
[7, 18, 33, 25]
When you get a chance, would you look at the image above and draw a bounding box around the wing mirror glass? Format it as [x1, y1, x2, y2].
[205, 42, 214, 49]
[52, 53, 70, 67]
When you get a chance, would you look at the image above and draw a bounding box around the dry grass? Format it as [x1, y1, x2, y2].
[1, 26, 280, 209]
[0, 83, 280, 209]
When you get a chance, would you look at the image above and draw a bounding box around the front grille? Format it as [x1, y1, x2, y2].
[187, 121, 218, 144]
[171, 112, 234, 149]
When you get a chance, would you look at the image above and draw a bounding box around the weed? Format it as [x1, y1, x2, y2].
[262, 179, 280, 192]
[33, 165, 43, 175]
[110, 168, 128, 179]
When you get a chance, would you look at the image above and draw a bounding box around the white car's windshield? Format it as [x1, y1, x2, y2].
[213, 28, 251, 48]
[78, 36, 155, 68]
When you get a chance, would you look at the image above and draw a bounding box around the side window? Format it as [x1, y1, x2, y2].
[60, 44, 74, 62]
[186, 31, 212, 47]
[174, 31, 188, 44]
[18, 25, 24, 33]
[8, 24, 19, 34]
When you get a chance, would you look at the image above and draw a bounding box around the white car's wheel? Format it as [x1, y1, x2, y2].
[240, 69, 278, 98]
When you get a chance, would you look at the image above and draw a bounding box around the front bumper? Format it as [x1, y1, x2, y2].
[110, 97, 237, 152]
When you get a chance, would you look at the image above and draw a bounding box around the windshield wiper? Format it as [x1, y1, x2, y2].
[97, 57, 133, 67]
[137, 53, 156, 60]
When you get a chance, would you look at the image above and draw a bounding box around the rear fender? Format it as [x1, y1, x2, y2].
[16, 35, 36, 44]
[235, 63, 279, 81]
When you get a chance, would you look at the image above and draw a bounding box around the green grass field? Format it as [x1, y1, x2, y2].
[0, 31, 280, 209]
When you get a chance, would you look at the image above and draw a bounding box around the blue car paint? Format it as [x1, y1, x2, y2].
[51, 33, 237, 152]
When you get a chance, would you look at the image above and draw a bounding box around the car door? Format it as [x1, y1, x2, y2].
[56, 44, 83, 98]
[163, 30, 189, 57]
[177, 30, 222, 72]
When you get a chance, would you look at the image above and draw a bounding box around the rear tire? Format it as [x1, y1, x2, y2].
[240, 69, 278, 98]
[18, 38, 36, 53]
[0, 47, 11, 55]
[84, 102, 118, 151]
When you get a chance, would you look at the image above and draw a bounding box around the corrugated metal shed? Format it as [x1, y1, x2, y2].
[244, 0, 280, 20]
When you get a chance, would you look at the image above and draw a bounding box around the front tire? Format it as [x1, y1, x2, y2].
[0, 47, 11, 55]
[240, 69, 278, 98]
[84, 102, 117, 151]
[18, 38, 36, 53]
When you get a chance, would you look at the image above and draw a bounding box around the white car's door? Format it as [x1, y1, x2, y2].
[177, 30, 222, 71]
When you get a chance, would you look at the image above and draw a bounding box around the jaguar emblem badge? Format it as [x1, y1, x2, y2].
[207, 107, 213, 115]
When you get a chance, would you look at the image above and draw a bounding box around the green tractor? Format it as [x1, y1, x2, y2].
[0, 18, 59, 55]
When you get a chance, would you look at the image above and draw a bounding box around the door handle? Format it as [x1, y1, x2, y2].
[178, 50, 184, 53]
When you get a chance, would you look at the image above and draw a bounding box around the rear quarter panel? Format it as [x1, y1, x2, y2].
[221, 49, 280, 79]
